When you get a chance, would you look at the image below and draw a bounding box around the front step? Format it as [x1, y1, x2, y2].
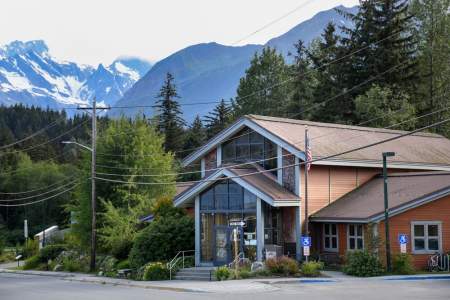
[174, 267, 216, 281]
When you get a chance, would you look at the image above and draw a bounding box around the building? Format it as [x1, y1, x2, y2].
[173, 115, 450, 268]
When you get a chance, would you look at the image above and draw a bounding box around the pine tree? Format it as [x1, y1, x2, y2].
[204, 99, 232, 138]
[155, 73, 186, 153]
[338, 0, 418, 122]
[411, 0, 450, 135]
[233, 47, 291, 118]
[183, 115, 207, 156]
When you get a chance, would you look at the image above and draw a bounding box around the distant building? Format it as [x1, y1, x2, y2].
[173, 115, 450, 269]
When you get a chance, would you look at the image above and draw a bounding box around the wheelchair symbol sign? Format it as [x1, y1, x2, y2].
[301, 236, 311, 247]
[398, 234, 408, 245]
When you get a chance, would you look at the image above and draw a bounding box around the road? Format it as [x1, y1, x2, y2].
[0, 272, 449, 300]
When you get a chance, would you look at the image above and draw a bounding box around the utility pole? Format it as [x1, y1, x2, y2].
[383, 152, 395, 273]
[304, 126, 309, 262]
[77, 98, 109, 272]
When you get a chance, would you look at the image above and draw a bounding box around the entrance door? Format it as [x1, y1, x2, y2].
[213, 225, 230, 266]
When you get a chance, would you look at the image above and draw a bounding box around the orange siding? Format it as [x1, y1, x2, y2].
[378, 195, 450, 270]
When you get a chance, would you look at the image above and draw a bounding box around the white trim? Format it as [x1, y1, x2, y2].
[277, 145, 283, 185]
[410, 221, 443, 254]
[313, 158, 450, 172]
[310, 218, 367, 223]
[182, 117, 304, 167]
[323, 223, 339, 253]
[217, 145, 222, 167]
[200, 158, 206, 178]
[347, 224, 364, 251]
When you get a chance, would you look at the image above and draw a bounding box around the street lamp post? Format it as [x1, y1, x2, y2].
[382, 151, 395, 273]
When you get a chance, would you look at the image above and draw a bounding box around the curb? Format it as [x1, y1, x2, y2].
[383, 275, 450, 281]
[0, 269, 77, 278]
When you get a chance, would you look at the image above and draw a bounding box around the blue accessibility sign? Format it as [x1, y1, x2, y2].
[301, 236, 311, 247]
[398, 234, 408, 244]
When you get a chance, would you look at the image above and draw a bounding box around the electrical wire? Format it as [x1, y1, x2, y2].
[94, 115, 450, 186]
[0, 179, 80, 202]
[0, 182, 82, 207]
[0, 176, 77, 195]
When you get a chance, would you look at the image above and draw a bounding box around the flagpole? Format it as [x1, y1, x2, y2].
[304, 126, 309, 237]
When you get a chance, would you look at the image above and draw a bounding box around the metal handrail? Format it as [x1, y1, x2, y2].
[228, 252, 245, 268]
[167, 250, 195, 280]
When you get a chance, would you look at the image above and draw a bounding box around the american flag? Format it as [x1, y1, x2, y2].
[306, 133, 312, 172]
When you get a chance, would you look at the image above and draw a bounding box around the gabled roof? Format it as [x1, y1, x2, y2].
[183, 115, 450, 170]
[310, 172, 450, 223]
[174, 164, 300, 208]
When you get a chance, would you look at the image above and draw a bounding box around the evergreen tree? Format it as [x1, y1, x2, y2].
[204, 99, 232, 138]
[155, 73, 186, 153]
[183, 115, 207, 156]
[338, 0, 418, 122]
[286, 40, 316, 120]
[233, 47, 291, 118]
[411, 0, 450, 135]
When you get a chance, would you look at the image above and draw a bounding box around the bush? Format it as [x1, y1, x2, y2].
[39, 244, 66, 262]
[142, 262, 170, 281]
[22, 239, 38, 258]
[215, 266, 231, 281]
[61, 256, 83, 272]
[393, 253, 415, 275]
[129, 214, 194, 269]
[343, 251, 384, 277]
[265, 256, 299, 276]
[301, 261, 324, 277]
[238, 269, 252, 279]
[117, 259, 130, 270]
[23, 255, 41, 270]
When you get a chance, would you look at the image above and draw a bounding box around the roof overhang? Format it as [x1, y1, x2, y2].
[310, 186, 450, 223]
[174, 168, 300, 208]
[181, 116, 305, 167]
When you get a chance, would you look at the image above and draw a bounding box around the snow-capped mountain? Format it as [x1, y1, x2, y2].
[0, 40, 151, 110]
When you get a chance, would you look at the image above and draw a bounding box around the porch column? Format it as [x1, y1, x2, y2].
[256, 198, 265, 261]
[195, 196, 201, 266]
[295, 205, 302, 261]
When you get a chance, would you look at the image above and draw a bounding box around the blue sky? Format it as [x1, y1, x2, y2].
[0, 0, 358, 65]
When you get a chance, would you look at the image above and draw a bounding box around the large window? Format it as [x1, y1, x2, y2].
[411, 221, 442, 254]
[200, 179, 257, 212]
[347, 224, 364, 251]
[222, 128, 277, 172]
[324, 223, 338, 252]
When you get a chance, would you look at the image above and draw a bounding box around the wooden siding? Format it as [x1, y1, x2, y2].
[378, 195, 450, 270]
[204, 148, 217, 177]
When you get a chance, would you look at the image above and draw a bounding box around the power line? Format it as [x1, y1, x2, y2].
[95, 101, 450, 179]
[0, 176, 77, 195]
[94, 114, 450, 186]
[0, 118, 62, 150]
[0, 182, 81, 207]
[0, 179, 80, 202]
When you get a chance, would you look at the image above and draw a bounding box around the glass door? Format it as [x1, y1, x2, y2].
[213, 225, 230, 266]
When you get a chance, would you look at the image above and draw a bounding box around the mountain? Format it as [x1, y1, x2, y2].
[111, 5, 358, 121]
[0, 40, 151, 110]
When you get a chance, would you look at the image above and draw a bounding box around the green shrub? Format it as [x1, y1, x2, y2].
[61, 256, 83, 272]
[0, 251, 15, 263]
[265, 256, 299, 276]
[253, 269, 271, 277]
[301, 261, 324, 277]
[22, 239, 38, 258]
[215, 266, 231, 281]
[39, 244, 66, 262]
[393, 253, 415, 275]
[23, 255, 41, 270]
[117, 259, 130, 270]
[343, 251, 384, 277]
[238, 269, 252, 279]
[142, 262, 170, 281]
[129, 214, 194, 269]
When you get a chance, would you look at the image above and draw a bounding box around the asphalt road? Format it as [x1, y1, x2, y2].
[1, 272, 449, 300]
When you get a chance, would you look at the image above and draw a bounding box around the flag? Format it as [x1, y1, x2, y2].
[306, 134, 312, 172]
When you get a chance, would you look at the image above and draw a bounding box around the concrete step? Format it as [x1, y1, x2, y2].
[174, 267, 216, 281]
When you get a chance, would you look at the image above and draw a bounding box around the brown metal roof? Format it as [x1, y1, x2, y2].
[310, 172, 450, 222]
[247, 115, 450, 166]
[228, 165, 300, 201]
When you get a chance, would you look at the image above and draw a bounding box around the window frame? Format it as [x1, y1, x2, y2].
[347, 224, 364, 251]
[323, 223, 339, 252]
[411, 221, 442, 254]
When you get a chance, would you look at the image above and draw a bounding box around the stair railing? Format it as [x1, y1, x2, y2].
[167, 250, 195, 280]
[228, 252, 245, 268]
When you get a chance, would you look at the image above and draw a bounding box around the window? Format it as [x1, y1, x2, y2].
[348, 224, 364, 250]
[411, 221, 442, 254]
[324, 223, 338, 252]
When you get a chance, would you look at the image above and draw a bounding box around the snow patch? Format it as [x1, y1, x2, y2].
[1, 69, 34, 91]
[113, 62, 140, 81]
